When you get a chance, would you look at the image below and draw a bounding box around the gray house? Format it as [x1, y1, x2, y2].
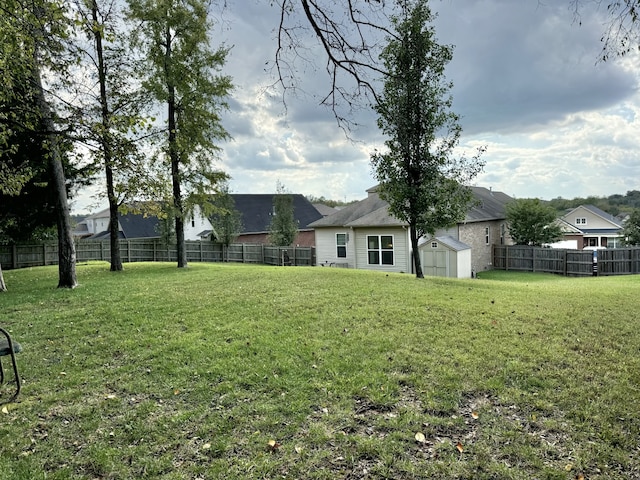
[309, 185, 514, 277]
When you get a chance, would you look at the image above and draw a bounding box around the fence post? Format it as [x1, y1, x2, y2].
[12, 244, 17, 269]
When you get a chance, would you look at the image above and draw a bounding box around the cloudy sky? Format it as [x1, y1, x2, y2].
[72, 0, 640, 213]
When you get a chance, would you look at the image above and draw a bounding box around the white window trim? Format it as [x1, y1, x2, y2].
[336, 233, 347, 258]
[367, 234, 395, 266]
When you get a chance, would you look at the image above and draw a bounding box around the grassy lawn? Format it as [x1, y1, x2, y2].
[0, 262, 639, 479]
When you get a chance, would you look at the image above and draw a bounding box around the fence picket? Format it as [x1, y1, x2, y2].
[1, 240, 315, 270]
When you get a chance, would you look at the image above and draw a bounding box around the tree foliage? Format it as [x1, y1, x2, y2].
[0, 0, 79, 288]
[269, 182, 298, 247]
[128, 0, 233, 268]
[72, 0, 156, 271]
[506, 198, 564, 246]
[209, 183, 243, 258]
[621, 208, 640, 246]
[371, 0, 484, 278]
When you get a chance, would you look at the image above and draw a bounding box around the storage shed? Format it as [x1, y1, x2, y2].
[419, 236, 472, 278]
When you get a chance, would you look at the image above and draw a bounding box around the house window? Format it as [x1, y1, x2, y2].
[500, 223, 506, 245]
[191, 219, 195, 228]
[367, 235, 394, 265]
[431, 241, 438, 248]
[576, 218, 587, 225]
[336, 233, 347, 258]
[485, 227, 490, 245]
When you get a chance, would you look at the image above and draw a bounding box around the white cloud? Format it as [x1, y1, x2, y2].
[72, 0, 640, 214]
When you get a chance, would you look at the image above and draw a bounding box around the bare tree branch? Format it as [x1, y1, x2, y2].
[571, 0, 640, 61]
[274, 0, 394, 131]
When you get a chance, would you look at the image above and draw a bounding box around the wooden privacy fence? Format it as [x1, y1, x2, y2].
[0, 239, 315, 270]
[493, 245, 640, 277]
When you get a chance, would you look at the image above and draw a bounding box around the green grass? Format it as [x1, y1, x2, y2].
[1, 262, 639, 479]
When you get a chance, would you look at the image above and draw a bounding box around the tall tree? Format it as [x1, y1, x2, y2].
[0, 0, 78, 288]
[209, 182, 242, 261]
[371, 0, 484, 279]
[73, 0, 154, 271]
[506, 198, 564, 246]
[128, 0, 232, 268]
[269, 182, 298, 247]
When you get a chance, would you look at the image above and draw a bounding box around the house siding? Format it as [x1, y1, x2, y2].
[353, 227, 410, 274]
[314, 228, 356, 266]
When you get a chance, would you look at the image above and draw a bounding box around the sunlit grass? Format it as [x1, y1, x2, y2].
[0, 262, 638, 479]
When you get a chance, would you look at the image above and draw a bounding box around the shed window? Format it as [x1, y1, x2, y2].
[431, 242, 438, 248]
[336, 233, 347, 258]
[367, 235, 394, 265]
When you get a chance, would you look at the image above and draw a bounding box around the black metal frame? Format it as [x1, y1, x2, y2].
[0, 327, 21, 401]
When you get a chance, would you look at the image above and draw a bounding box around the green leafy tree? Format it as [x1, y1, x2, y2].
[269, 182, 298, 247]
[73, 0, 156, 271]
[0, 0, 78, 288]
[209, 183, 243, 261]
[371, 0, 484, 278]
[621, 209, 640, 246]
[128, 0, 233, 268]
[506, 198, 564, 246]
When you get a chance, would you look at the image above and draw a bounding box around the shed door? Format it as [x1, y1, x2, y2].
[422, 250, 448, 277]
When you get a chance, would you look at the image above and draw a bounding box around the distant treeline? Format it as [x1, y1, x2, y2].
[543, 190, 640, 217]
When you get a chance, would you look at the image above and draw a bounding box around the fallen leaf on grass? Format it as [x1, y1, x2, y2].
[202, 443, 211, 450]
[1, 406, 8, 414]
[471, 411, 479, 419]
[294, 445, 302, 454]
[565, 464, 573, 471]
[575, 474, 584, 480]
[456, 442, 464, 453]
[267, 439, 280, 451]
[414, 432, 426, 444]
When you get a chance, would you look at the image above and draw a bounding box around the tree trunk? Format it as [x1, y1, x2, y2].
[33, 66, 77, 288]
[92, 0, 122, 271]
[410, 224, 424, 279]
[166, 23, 187, 268]
[29, 6, 76, 289]
[0, 264, 6, 292]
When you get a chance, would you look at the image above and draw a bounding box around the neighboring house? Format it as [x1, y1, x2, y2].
[217, 194, 323, 247]
[309, 185, 514, 277]
[80, 210, 162, 240]
[73, 208, 111, 238]
[76, 194, 324, 246]
[558, 205, 624, 249]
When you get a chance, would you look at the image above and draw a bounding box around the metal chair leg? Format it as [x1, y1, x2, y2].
[0, 327, 22, 401]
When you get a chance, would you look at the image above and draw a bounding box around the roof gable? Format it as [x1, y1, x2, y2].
[561, 204, 622, 230]
[309, 192, 402, 228]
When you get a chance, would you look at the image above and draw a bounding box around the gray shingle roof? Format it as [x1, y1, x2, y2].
[310, 186, 512, 228]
